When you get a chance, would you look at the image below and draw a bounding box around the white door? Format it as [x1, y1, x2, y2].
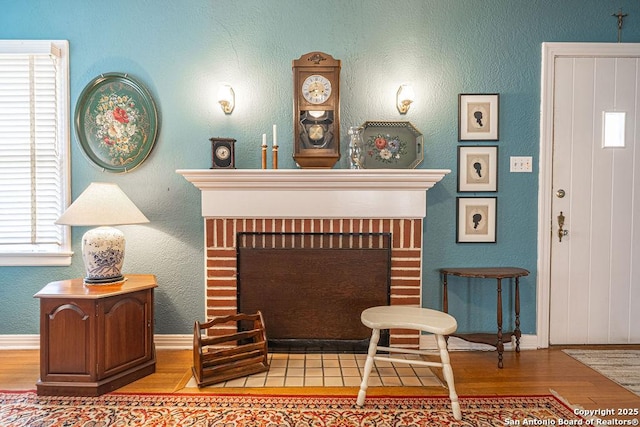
[546, 45, 640, 344]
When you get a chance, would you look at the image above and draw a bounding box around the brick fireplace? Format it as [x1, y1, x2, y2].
[178, 169, 449, 349]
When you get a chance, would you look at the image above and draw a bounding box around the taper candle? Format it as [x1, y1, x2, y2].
[272, 144, 279, 169]
[261, 133, 267, 169]
[272, 124, 277, 146]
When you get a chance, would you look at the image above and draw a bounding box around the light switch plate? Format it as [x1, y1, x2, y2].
[510, 156, 532, 172]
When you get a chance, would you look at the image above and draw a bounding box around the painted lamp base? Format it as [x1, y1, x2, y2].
[81, 226, 126, 285]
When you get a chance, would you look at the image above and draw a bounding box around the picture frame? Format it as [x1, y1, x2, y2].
[457, 145, 498, 192]
[456, 197, 497, 243]
[75, 73, 160, 173]
[458, 93, 499, 141]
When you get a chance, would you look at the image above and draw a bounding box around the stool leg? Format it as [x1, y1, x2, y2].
[436, 334, 461, 421]
[356, 328, 380, 406]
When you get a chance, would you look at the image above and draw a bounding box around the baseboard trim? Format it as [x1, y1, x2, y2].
[420, 333, 539, 351]
[1, 333, 539, 351]
[153, 334, 192, 349]
[0, 334, 194, 351]
[0, 335, 40, 350]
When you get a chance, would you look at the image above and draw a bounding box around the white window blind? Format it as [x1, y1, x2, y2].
[0, 40, 71, 266]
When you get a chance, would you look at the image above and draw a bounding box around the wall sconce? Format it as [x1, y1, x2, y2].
[217, 84, 235, 114]
[396, 84, 415, 114]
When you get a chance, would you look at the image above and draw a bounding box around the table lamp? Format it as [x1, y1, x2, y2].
[56, 182, 149, 285]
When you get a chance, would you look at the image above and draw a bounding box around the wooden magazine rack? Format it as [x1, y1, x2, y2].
[192, 311, 269, 387]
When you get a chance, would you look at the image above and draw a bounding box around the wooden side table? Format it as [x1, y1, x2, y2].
[440, 267, 529, 368]
[34, 274, 157, 396]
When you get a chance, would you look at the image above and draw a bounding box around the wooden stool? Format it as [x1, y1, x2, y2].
[192, 311, 269, 387]
[356, 306, 462, 421]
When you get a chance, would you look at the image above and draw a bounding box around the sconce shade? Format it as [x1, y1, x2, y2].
[217, 84, 235, 114]
[56, 182, 149, 285]
[397, 84, 415, 114]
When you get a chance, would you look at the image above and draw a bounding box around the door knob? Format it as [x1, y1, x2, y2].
[556, 189, 566, 198]
[557, 211, 569, 242]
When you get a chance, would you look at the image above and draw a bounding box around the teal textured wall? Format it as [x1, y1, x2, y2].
[1, 0, 639, 337]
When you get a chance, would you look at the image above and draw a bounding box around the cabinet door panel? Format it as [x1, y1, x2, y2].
[98, 290, 152, 377]
[41, 300, 95, 381]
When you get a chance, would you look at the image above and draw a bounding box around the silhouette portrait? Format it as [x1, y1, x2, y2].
[473, 161, 482, 178]
[472, 213, 482, 229]
[468, 103, 490, 132]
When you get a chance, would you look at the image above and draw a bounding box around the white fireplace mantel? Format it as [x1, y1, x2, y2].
[177, 169, 450, 219]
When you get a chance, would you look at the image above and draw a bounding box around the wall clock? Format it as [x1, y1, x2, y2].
[210, 137, 236, 168]
[292, 52, 341, 168]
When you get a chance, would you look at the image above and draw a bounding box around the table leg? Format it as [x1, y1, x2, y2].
[514, 277, 521, 353]
[442, 273, 450, 344]
[443, 273, 449, 313]
[496, 278, 504, 369]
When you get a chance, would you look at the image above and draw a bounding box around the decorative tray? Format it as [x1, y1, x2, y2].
[75, 73, 159, 173]
[361, 121, 424, 169]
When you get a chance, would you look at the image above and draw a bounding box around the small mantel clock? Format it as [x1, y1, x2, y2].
[210, 137, 236, 169]
[293, 52, 341, 168]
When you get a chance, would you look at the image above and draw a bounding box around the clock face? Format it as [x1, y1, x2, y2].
[216, 145, 230, 160]
[302, 74, 332, 105]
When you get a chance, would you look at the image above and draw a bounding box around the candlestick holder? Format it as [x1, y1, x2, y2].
[272, 145, 279, 169]
[261, 144, 267, 169]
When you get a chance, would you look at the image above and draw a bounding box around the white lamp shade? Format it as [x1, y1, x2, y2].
[217, 84, 235, 114]
[56, 182, 149, 226]
[398, 84, 415, 104]
[397, 84, 415, 113]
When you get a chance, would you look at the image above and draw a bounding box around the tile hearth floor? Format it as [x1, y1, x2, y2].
[188, 352, 443, 388]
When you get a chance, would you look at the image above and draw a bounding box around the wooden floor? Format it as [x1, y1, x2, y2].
[1, 346, 639, 419]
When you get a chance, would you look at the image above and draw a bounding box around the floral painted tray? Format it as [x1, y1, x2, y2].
[75, 73, 159, 173]
[361, 121, 424, 169]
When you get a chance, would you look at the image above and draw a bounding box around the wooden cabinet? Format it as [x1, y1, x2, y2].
[34, 274, 157, 396]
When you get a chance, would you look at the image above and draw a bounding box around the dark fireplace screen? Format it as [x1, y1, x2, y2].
[237, 232, 391, 352]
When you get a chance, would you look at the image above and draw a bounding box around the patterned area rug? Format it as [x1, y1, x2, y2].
[563, 349, 640, 397]
[0, 391, 584, 426]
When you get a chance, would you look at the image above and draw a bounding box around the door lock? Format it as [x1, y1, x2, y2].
[557, 211, 569, 242]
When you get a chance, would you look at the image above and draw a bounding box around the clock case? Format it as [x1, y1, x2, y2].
[210, 137, 236, 169]
[293, 52, 341, 168]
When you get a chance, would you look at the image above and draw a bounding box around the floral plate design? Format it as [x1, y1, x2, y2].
[75, 73, 159, 173]
[361, 121, 424, 169]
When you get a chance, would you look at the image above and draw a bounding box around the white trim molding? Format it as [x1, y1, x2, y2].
[1, 333, 538, 352]
[0, 335, 40, 350]
[177, 169, 450, 219]
[538, 42, 640, 349]
[153, 334, 192, 349]
[421, 334, 539, 352]
[0, 334, 193, 351]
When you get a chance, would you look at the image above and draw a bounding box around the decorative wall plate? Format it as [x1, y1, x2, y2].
[75, 73, 159, 173]
[361, 121, 424, 169]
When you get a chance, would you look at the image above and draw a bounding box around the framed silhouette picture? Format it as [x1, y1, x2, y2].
[456, 197, 497, 243]
[458, 145, 498, 192]
[458, 93, 499, 141]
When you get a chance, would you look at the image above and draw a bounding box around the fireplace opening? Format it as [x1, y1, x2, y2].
[237, 232, 391, 353]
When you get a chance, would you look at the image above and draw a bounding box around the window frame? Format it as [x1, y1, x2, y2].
[0, 40, 72, 266]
